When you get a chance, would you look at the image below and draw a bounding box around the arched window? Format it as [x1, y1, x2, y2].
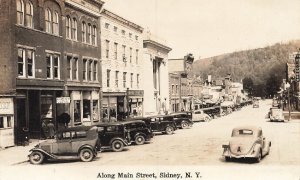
[66, 16, 71, 38]
[45, 8, 52, 33]
[71, 18, 77, 40]
[53, 11, 59, 35]
[82, 21, 86, 43]
[92, 25, 97, 46]
[25, 1, 33, 28]
[87, 23, 92, 44]
[16, 0, 24, 25]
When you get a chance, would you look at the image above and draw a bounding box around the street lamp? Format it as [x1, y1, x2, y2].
[285, 82, 291, 121]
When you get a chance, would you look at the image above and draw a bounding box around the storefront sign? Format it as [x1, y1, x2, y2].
[56, 97, 70, 104]
[0, 98, 13, 114]
[127, 90, 144, 96]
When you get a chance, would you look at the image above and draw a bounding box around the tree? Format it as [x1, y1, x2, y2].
[265, 74, 282, 98]
[243, 77, 254, 95]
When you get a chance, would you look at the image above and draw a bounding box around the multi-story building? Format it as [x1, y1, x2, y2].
[100, 9, 144, 121]
[169, 73, 180, 113]
[143, 32, 172, 116]
[169, 54, 194, 111]
[0, 0, 104, 147]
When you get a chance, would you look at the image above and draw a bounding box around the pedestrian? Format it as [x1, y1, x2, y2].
[47, 120, 55, 139]
[41, 120, 49, 139]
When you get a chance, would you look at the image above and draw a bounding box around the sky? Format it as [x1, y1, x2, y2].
[103, 0, 300, 59]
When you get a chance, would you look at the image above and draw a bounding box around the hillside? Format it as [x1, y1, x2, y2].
[193, 40, 300, 85]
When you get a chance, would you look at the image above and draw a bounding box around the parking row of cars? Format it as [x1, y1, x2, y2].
[28, 113, 194, 164]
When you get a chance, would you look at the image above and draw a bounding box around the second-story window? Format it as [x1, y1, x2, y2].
[137, 74, 140, 89]
[123, 72, 127, 88]
[27, 49, 34, 78]
[121, 30, 125, 35]
[71, 18, 77, 40]
[17, 48, 25, 77]
[114, 26, 117, 32]
[130, 73, 133, 88]
[93, 61, 98, 81]
[16, 0, 24, 25]
[129, 48, 132, 63]
[53, 11, 59, 35]
[105, 23, 109, 29]
[136, 49, 139, 64]
[105, 40, 109, 58]
[114, 43, 118, 60]
[72, 58, 78, 80]
[122, 45, 126, 61]
[45, 9, 52, 33]
[88, 60, 92, 81]
[82, 22, 86, 43]
[83, 59, 87, 81]
[18, 47, 35, 78]
[66, 16, 71, 38]
[107, 69, 110, 88]
[46, 53, 60, 79]
[25, 1, 33, 28]
[115, 71, 119, 88]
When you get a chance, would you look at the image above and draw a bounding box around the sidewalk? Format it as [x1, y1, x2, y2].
[0, 140, 41, 166]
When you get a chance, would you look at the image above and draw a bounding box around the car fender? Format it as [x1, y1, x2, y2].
[109, 137, 128, 146]
[29, 148, 56, 159]
[252, 143, 262, 157]
[134, 132, 146, 139]
[78, 145, 97, 156]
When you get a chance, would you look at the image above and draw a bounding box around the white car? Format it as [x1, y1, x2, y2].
[192, 110, 211, 122]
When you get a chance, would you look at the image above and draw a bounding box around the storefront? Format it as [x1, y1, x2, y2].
[0, 97, 15, 148]
[127, 90, 144, 117]
[69, 90, 100, 126]
[102, 93, 126, 122]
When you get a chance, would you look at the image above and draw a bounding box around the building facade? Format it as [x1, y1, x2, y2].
[169, 73, 180, 113]
[168, 54, 194, 112]
[0, 0, 104, 147]
[143, 32, 172, 116]
[100, 9, 144, 121]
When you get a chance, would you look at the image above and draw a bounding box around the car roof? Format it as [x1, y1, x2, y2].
[170, 112, 191, 115]
[57, 125, 95, 133]
[232, 126, 261, 132]
[119, 120, 145, 124]
[94, 122, 125, 126]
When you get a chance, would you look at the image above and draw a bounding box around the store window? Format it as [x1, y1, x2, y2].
[0, 117, 3, 128]
[74, 100, 81, 123]
[83, 99, 91, 120]
[41, 97, 53, 119]
[92, 100, 99, 121]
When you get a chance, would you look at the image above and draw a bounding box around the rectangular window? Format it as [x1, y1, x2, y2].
[107, 69, 110, 87]
[83, 99, 91, 120]
[71, 18, 77, 40]
[172, 85, 175, 94]
[66, 17, 71, 38]
[129, 33, 132, 38]
[27, 49, 34, 78]
[53, 12, 59, 35]
[122, 45, 126, 61]
[46, 53, 60, 79]
[72, 58, 78, 80]
[25, 2, 33, 28]
[121, 30, 125, 35]
[135, 35, 138, 40]
[113, 26, 117, 32]
[129, 48, 132, 63]
[137, 74, 140, 89]
[92, 26, 97, 45]
[7, 116, 12, 128]
[17, 0, 24, 25]
[88, 60, 92, 81]
[130, 73, 133, 88]
[93, 61, 98, 81]
[83, 59, 87, 81]
[136, 49, 139, 64]
[92, 100, 99, 121]
[88, 24, 92, 44]
[45, 9, 52, 33]
[74, 100, 81, 123]
[115, 71, 119, 88]
[114, 43, 118, 60]
[105, 40, 109, 58]
[0, 117, 3, 128]
[18, 48, 25, 77]
[105, 23, 109, 29]
[123, 72, 127, 88]
[82, 22, 86, 43]
[67, 56, 71, 79]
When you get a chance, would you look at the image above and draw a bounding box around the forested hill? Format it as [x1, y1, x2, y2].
[193, 40, 300, 85]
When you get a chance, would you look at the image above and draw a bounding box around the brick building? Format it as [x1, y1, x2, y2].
[0, 0, 104, 147]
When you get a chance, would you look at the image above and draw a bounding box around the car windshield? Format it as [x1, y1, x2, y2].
[232, 129, 254, 137]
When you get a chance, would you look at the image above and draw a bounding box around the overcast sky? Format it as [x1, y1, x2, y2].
[104, 0, 300, 59]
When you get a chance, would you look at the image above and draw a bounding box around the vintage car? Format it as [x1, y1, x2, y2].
[95, 122, 130, 152]
[269, 107, 284, 122]
[28, 126, 99, 164]
[168, 112, 194, 128]
[191, 110, 211, 122]
[136, 116, 177, 135]
[222, 126, 271, 162]
[120, 120, 154, 145]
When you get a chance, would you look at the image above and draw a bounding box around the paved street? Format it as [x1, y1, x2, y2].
[15, 99, 300, 166]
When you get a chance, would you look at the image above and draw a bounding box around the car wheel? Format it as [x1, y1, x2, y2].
[255, 150, 262, 163]
[80, 148, 94, 162]
[225, 157, 231, 162]
[181, 121, 189, 129]
[205, 116, 211, 122]
[135, 135, 145, 145]
[111, 140, 124, 152]
[165, 126, 174, 135]
[29, 151, 44, 165]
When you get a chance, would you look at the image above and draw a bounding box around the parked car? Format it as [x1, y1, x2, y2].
[95, 122, 130, 152]
[269, 107, 284, 122]
[222, 126, 271, 162]
[136, 115, 177, 135]
[168, 112, 194, 128]
[191, 110, 211, 122]
[28, 126, 99, 164]
[121, 120, 154, 145]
